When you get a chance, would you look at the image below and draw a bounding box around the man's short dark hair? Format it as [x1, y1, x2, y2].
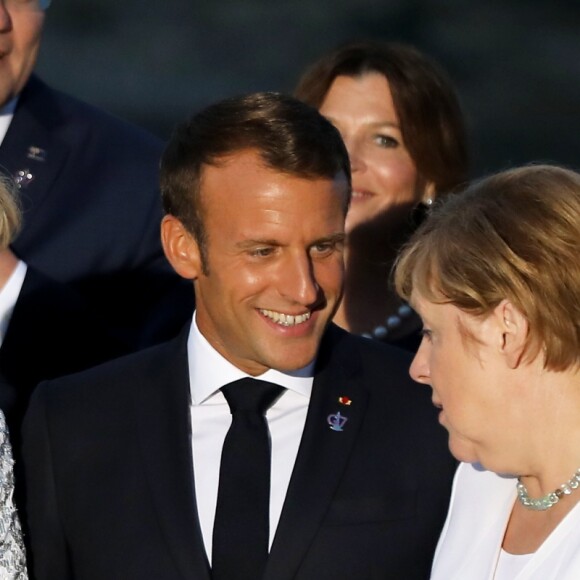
[160, 92, 351, 267]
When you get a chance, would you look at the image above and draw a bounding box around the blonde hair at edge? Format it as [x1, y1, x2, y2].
[394, 164, 580, 372]
[0, 176, 21, 249]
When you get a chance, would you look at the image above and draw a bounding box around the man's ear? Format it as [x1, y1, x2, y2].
[160, 215, 203, 280]
[493, 299, 529, 369]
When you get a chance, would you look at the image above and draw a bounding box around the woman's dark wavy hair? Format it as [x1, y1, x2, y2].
[295, 40, 469, 197]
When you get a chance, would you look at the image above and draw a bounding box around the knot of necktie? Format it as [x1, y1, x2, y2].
[221, 377, 284, 415]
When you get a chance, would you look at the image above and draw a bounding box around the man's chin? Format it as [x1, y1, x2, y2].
[263, 346, 319, 374]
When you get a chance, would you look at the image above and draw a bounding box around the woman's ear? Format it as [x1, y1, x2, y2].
[410, 181, 437, 227]
[494, 299, 529, 369]
[160, 215, 203, 280]
[421, 181, 436, 205]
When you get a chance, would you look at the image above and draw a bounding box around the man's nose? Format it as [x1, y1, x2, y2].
[0, 3, 12, 30]
[280, 253, 320, 306]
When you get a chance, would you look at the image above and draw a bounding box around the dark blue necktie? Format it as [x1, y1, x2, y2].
[212, 378, 284, 580]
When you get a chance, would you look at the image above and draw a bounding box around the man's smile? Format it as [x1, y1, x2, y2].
[259, 309, 311, 327]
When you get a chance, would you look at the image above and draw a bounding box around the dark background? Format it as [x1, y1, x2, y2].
[36, 0, 580, 177]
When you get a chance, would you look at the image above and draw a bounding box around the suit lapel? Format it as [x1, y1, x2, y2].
[0, 76, 69, 216]
[136, 329, 211, 580]
[265, 326, 369, 580]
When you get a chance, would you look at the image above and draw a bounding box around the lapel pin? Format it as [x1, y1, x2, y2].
[327, 411, 348, 432]
[14, 169, 34, 189]
[26, 146, 47, 162]
[338, 396, 352, 406]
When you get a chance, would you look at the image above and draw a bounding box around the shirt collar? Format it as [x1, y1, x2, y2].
[188, 312, 314, 405]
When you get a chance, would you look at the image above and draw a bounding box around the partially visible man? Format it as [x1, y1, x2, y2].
[0, 172, 124, 574]
[22, 92, 455, 579]
[0, 0, 192, 349]
[0, 175, 121, 442]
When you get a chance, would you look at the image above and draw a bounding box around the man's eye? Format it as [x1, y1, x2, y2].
[250, 247, 274, 258]
[310, 243, 335, 256]
[420, 328, 433, 342]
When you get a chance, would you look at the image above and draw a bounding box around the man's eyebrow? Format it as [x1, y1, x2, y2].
[234, 233, 346, 249]
[235, 239, 281, 249]
[311, 233, 346, 245]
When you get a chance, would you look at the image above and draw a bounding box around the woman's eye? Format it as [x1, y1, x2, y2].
[374, 134, 399, 148]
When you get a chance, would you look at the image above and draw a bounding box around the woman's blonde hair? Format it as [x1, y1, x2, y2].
[0, 176, 21, 249]
[395, 165, 580, 371]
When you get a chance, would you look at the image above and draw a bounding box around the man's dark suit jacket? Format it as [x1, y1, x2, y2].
[1, 75, 193, 349]
[22, 324, 456, 580]
[0, 266, 125, 441]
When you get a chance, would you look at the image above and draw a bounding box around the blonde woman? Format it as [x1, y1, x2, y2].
[0, 178, 27, 579]
[396, 165, 580, 579]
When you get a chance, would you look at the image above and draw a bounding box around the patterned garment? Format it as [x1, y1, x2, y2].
[0, 412, 27, 579]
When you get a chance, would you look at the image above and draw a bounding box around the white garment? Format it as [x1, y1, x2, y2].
[188, 313, 313, 563]
[431, 462, 580, 580]
[0, 261, 27, 347]
[0, 98, 17, 145]
[494, 549, 533, 580]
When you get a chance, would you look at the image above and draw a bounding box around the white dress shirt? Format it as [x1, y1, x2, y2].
[0, 260, 27, 347]
[0, 97, 17, 146]
[188, 313, 313, 563]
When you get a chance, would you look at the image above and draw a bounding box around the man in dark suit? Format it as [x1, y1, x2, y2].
[0, 173, 128, 553]
[0, 175, 125, 459]
[22, 92, 456, 579]
[0, 0, 192, 349]
[0, 261, 124, 433]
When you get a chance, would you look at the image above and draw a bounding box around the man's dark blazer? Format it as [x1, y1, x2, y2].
[22, 324, 456, 580]
[0, 75, 193, 349]
[0, 265, 125, 441]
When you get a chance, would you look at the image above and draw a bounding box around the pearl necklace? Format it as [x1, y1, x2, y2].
[361, 303, 413, 340]
[517, 468, 580, 511]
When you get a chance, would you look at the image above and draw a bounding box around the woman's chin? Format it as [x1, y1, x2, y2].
[448, 434, 479, 464]
[345, 204, 413, 240]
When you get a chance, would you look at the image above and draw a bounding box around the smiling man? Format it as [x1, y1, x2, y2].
[22, 92, 456, 580]
[163, 147, 347, 375]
